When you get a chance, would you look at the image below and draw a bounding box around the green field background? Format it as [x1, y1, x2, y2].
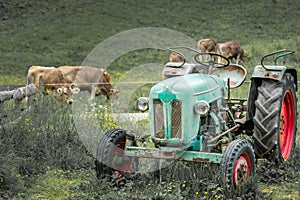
[1, 0, 300, 199]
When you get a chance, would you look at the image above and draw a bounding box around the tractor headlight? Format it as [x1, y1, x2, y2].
[136, 97, 149, 112]
[194, 100, 210, 116]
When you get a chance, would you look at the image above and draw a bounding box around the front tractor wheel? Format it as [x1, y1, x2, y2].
[253, 73, 297, 161]
[95, 129, 138, 185]
[220, 140, 255, 196]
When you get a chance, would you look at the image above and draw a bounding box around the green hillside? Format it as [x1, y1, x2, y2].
[0, 0, 299, 84]
[1, 1, 300, 199]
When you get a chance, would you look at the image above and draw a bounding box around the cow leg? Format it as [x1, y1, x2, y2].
[216, 46, 224, 64]
[218, 56, 222, 64]
[219, 57, 227, 64]
[236, 54, 241, 64]
[90, 85, 96, 101]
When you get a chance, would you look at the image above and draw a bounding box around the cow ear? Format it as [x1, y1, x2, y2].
[57, 88, 63, 95]
[71, 87, 80, 94]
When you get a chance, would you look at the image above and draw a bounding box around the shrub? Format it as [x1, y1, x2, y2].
[0, 95, 99, 198]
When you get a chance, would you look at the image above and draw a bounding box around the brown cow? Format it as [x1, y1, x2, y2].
[169, 52, 185, 62]
[58, 66, 118, 100]
[197, 39, 217, 53]
[27, 66, 80, 104]
[215, 41, 248, 64]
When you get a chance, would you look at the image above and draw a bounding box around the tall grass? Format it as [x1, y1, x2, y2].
[0, 93, 299, 199]
[0, 96, 94, 198]
[1, 0, 300, 199]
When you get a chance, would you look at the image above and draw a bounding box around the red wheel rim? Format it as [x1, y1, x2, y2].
[233, 152, 252, 187]
[280, 90, 295, 160]
[112, 141, 134, 181]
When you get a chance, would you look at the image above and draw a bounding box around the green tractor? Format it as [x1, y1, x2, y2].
[95, 47, 297, 195]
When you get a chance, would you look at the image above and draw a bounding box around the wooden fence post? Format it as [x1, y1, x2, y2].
[0, 83, 36, 123]
[14, 88, 21, 111]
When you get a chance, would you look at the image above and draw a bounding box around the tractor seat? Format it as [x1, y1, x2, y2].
[210, 64, 247, 88]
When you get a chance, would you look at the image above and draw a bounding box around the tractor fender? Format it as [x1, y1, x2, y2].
[251, 65, 297, 88]
[246, 65, 297, 121]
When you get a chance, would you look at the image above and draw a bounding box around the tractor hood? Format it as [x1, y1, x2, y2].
[149, 73, 226, 146]
[150, 73, 226, 103]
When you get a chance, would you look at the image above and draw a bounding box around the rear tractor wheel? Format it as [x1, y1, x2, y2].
[253, 73, 297, 161]
[95, 129, 138, 185]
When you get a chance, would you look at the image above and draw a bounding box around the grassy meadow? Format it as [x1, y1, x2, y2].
[1, 0, 300, 199]
[1, 0, 300, 84]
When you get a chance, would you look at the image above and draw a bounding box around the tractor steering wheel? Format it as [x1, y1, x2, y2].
[194, 52, 230, 69]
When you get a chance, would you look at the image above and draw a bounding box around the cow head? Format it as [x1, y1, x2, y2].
[241, 51, 250, 62]
[108, 88, 119, 100]
[94, 69, 119, 100]
[95, 86, 119, 100]
[57, 86, 80, 104]
[169, 52, 185, 62]
[198, 39, 217, 53]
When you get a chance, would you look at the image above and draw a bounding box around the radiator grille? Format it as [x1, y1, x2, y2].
[154, 99, 164, 138]
[153, 99, 182, 139]
[171, 100, 182, 138]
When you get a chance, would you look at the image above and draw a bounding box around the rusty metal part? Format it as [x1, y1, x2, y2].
[208, 124, 240, 144]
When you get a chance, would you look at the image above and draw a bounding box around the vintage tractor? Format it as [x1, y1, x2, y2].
[95, 47, 297, 195]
